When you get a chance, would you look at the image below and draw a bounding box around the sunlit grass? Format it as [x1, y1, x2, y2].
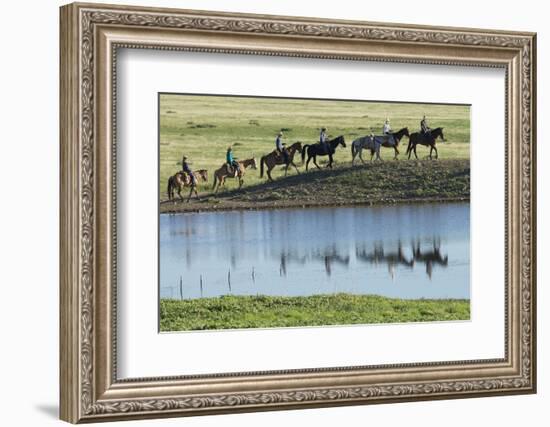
[160, 293, 470, 331]
[159, 94, 470, 197]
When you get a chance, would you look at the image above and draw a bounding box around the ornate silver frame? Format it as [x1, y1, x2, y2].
[60, 2, 536, 423]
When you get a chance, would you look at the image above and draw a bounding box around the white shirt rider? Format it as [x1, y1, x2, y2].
[276, 132, 284, 152]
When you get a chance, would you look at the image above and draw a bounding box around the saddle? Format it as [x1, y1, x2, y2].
[374, 134, 395, 146]
[178, 171, 194, 185]
[227, 163, 239, 177]
[317, 142, 329, 155]
[420, 130, 432, 142]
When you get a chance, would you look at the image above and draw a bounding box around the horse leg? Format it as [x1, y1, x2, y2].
[239, 177, 243, 189]
[292, 162, 300, 174]
[177, 186, 184, 201]
[187, 186, 193, 202]
[326, 154, 333, 168]
[313, 156, 321, 170]
[305, 156, 311, 171]
[413, 145, 418, 160]
[359, 148, 366, 164]
[434, 145, 438, 159]
[394, 146, 399, 160]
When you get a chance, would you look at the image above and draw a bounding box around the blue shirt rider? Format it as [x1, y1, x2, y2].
[226, 146, 240, 175]
[181, 155, 197, 185]
[319, 127, 328, 153]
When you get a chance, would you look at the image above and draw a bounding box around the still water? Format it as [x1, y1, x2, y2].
[160, 203, 470, 300]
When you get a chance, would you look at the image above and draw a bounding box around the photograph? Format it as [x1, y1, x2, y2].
[57, 2, 536, 422]
[158, 94, 471, 331]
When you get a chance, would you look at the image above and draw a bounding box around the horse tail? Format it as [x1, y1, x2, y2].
[260, 155, 265, 178]
[167, 176, 173, 199]
[211, 172, 217, 190]
[301, 145, 309, 164]
[406, 134, 415, 155]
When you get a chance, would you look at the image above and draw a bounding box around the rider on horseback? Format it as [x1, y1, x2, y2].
[421, 115, 431, 136]
[319, 127, 329, 153]
[275, 131, 290, 164]
[383, 118, 395, 146]
[181, 155, 197, 185]
[383, 118, 392, 135]
[226, 146, 241, 176]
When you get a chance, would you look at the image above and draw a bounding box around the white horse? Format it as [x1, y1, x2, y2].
[351, 135, 382, 164]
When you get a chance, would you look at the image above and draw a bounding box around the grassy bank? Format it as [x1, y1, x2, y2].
[160, 158, 470, 213]
[160, 94, 470, 196]
[160, 294, 470, 331]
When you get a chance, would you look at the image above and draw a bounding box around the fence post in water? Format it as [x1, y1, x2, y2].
[228, 269, 232, 292]
[179, 276, 183, 300]
[200, 275, 203, 298]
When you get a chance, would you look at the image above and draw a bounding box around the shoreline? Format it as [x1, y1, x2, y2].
[160, 195, 470, 214]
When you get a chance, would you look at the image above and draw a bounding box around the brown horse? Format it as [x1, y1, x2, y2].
[212, 158, 257, 193]
[260, 142, 302, 181]
[406, 127, 445, 159]
[167, 172, 200, 202]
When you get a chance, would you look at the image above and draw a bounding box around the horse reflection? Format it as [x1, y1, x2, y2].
[356, 240, 414, 279]
[356, 238, 448, 279]
[278, 247, 350, 277]
[319, 247, 350, 277]
[412, 238, 448, 279]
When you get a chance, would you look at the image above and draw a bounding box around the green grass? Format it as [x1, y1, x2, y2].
[160, 294, 470, 331]
[160, 94, 470, 196]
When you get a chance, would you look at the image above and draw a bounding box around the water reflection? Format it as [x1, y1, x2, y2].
[160, 204, 470, 300]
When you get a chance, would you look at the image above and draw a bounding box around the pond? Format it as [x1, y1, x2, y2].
[159, 203, 470, 300]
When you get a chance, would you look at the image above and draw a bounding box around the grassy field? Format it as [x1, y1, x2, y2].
[159, 94, 470, 198]
[160, 294, 470, 331]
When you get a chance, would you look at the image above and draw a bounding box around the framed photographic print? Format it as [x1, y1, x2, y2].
[59, 2, 537, 423]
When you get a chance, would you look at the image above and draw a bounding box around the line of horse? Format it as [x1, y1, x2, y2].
[166, 126, 446, 201]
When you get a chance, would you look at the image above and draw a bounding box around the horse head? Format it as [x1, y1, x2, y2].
[435, 127, 446, 142]
[290, 141, 303, 152]
[394, 128, 409, 144]
[336, 135, 346, 148]
[250, 158, 258, 170]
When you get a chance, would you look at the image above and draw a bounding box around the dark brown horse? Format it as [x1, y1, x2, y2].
[260, 142, 302, 181]
[301, 135, 346, 171]
[406, 127, 446, 159]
